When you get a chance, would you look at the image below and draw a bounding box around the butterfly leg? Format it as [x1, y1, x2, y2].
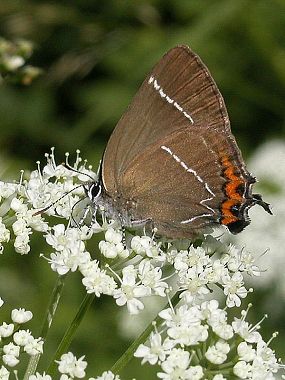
[130, 217, 154, 237]
[121, 225, 127, 249]
[90, 205, 98, 228]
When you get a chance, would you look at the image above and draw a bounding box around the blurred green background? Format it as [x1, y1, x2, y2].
[0, 0, 284, 378]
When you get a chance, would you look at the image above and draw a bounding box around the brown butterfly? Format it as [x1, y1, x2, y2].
[84, 45, 271, 239]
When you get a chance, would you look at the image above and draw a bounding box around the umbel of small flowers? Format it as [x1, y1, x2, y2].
[134, 300, 280, 380]
[0, 149, 283, 379]
[0, 298, 44, 376]
[0, 298, 120, 380]
[0, 297, 279, 380]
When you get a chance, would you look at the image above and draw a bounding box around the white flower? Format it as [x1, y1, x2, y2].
[222, 271, 248, 307]
[168, 323, 208, 346]
[204, 259, 227, 283]
[0, 181, 17, 198]
[57, 352, 87, 379]
[212, 375, 227, 380]
[237, 341, 256, 362]
[79, 259, 100, 277]
[26, 170, 59, 211]
[45, 224, 91, 275]
[12, 218, 27, 236]
[200, 300, 220, 320]
[11, 308, 33, 323]
[131, 236, 161, 259]
[158, 348, 190, 374]
[251, 358, 277, 380]
[0, 365, 10, 380]
[48, 249, 90, 275]
[48, 250, 71, 275]
[232, 318, 261, 343]
[131, 235, 152, 255]
[239, 250, 261, 277]
[222, 244, 261, 277]
[183, 366, 204, 380]
[82, 265, 117, 297]
[113, 266, 150, 314]
[134, 333, 174, 365]
[212, 322, 234, 340]
[222, 244, 242, 272]
[159, 304, 208, 346]
[179, 267, 209, 304]
[92, 371, 121, 380]
[0, 220, 10, 243]
[3, 343, 20, 357]
[10, 198, 27, 213]
[138, 260, 168, 297]
[25, 211, 49, 233]
[105, 228, 123, 245]
[201, 301, 234, 340]
[46, 225, 84, 253]
[2, 354, 19, 367]
[205, 340, 230, 365]
[159, 304, 203, 329]
[29, 373, 52, 380]
[233, 360, 252, 379]
[99, 241, 119, 259]
[0, 323, 14, 338]
[13, 329, 33, 346]
[0, 297, 4, 307]
[158, 349, 203, 380]
[254, 339, 279, 373]
[174, 246, 210, 273]
[24, 337, 44, 356]
[14, 231, 31, 254]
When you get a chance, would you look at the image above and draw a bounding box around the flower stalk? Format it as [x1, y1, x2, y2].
[47, 293, 95, 377]
[23, 274, 66, 380]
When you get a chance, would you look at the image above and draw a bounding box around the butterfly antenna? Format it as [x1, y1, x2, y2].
[62, 162, 95, 182]
[33, 184, 83, 216]
[97, 159, 102, 175]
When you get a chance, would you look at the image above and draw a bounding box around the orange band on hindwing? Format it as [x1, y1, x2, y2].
[220, 155, 246, 226]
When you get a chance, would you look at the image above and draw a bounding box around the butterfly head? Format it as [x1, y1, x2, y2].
[83, 181, 102, 203]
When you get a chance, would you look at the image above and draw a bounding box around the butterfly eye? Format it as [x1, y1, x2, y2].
[87, 183, 101, 200]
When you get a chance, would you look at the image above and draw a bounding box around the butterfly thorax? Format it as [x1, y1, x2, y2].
[84, 181, 144, 229]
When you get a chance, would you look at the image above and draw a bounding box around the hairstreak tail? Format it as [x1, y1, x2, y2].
[84, 45, 271, 239]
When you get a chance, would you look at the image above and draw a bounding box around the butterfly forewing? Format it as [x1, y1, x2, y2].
[102, 45, 235, 196]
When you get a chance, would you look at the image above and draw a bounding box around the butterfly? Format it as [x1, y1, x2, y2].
[84, 45, 271, 239]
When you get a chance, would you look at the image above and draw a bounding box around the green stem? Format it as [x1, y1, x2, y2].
[111, 291, 181, 375]
[23, 274, 66, 380]
[47, 293, 95, 377]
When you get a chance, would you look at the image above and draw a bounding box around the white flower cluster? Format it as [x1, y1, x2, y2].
[0, 299, 43, 378]
[29, 364, 120, 380]
[29, 354, 121, 380]
[134, 300, 280, 380]
[0, 299, 119, 380]
[171, 241, 257, 308]
[0, 149, 92, 255]
[0, 149, 283, 379]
